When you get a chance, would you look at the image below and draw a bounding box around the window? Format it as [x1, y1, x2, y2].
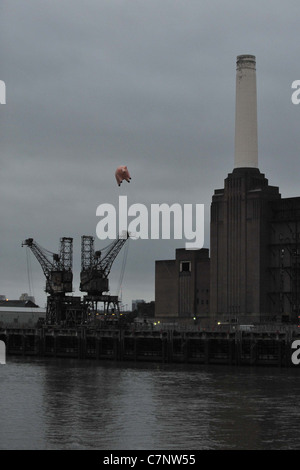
[180, 261, 191, 272]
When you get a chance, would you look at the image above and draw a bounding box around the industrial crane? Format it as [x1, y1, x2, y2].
[22, 237, 81, 325]
[80, 232, 129, 318]
[22, 237, 73, 294]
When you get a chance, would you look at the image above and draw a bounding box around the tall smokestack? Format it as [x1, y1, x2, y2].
[234, 54, 258, 168]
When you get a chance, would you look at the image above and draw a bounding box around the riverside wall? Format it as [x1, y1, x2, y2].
[1, 323, 300, 367]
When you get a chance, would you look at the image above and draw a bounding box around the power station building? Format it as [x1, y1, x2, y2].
[155, 54, 300, 324]
[155, 248, 210, 320]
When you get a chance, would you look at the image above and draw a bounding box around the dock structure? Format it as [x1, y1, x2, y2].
[1, 324, 300, 367]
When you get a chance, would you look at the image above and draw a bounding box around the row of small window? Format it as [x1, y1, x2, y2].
[197, 299, 209, 305]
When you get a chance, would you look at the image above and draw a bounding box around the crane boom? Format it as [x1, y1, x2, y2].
[97, 234, 128, 277]
[22, 238, 60, 276]
[22, 237, 73, 294]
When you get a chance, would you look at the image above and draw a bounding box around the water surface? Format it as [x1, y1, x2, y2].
[0, 356, 299, 450]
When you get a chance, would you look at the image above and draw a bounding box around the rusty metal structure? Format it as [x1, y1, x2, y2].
[22, 237, 77, 324]
[80, 233, 129, 319]
[22, 233, 129, 325]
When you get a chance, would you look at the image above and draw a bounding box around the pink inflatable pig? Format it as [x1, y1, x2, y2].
[115, 166, 131, 186]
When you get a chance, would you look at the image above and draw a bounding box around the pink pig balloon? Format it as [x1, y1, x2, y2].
[115, 166, 131, 186]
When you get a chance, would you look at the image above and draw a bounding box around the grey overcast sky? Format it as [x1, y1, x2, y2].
[1, 0, 300, 309]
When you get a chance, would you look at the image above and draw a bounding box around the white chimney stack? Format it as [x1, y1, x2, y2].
[234, 54, 258, 168]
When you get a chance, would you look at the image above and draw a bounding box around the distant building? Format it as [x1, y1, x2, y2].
[19, 293, 36, 304]
[0, 294, 45, 327]
[132, 299, 145, 311]
[0, 299, 39, 308]
[155, 248, 210, 320]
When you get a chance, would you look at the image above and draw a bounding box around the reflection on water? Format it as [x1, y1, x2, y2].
[0, 356, 300, 450]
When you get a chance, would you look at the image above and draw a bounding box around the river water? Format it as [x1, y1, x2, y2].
[0, 356, 299, 450]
